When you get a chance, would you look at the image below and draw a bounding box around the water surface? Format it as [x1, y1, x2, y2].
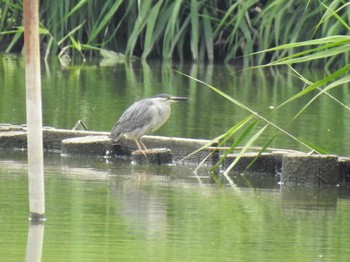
[1, 151, 350, 261]
[1, 54, 350, 261]
[1, 54, 349, 155]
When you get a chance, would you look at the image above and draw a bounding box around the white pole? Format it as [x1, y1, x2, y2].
[25, 223, 45, 262]
[24, 0, 45, 221]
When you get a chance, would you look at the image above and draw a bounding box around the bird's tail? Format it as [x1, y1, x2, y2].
[109, 131, 121, 144]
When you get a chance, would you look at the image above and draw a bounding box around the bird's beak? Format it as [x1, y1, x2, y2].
[169, 96, 189, 102]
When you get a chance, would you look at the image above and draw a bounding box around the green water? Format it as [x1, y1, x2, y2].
[1, 54, 350, 261]
[1, 151, 350, 261]
[1, 54, 349, 155]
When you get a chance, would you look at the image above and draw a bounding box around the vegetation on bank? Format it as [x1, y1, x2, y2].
[0, 0, 349, 65]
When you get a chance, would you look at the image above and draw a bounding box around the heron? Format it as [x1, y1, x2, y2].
[110, 93, 189, 155]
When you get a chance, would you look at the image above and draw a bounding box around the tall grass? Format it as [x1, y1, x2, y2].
[179, 1, 350, 180]
[1, 0, 349, 65]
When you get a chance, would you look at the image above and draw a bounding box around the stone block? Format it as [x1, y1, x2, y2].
[281, 154, 339, 187]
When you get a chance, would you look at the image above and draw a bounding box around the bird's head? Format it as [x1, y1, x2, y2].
[153, 93, 189, 104]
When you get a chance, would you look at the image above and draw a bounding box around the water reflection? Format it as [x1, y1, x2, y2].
[1, 54, 349, 156]
[110, 177, 167, 241]
[2, 52, 350, 260]
[25, 222, 44, 262]
[281, 187, 338, 210]
[1, 151, 350, 261]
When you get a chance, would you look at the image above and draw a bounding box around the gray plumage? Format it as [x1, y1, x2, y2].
[110, 94, 188, 154]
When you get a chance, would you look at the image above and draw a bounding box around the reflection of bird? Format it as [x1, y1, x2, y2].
[110, 94, 189, 155]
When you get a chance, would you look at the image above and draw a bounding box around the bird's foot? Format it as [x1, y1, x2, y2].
[135, 149, 147, 157]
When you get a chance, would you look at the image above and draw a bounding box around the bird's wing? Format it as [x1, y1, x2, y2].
[110, 99, 154, 139]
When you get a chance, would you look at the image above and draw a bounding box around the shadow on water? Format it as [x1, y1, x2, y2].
[1, 150, 350, 261]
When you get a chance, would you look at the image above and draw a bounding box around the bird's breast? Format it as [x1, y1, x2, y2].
[149, 103, 171, 132]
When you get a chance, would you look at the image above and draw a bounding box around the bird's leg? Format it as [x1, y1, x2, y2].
[134, 138, 147, 156]
[139, 139, 148, 150]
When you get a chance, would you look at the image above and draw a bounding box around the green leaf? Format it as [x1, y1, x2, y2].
[289, 73, 350, 122]
[318, 2, 350, 32]
[88, 0, 123, 43]
[297, 138, 328, 154]
[243, 134, 277, 173]
[276, 64, 350, 109]
[223, 124, 269, 176]
[125, 0, 153, 56]
[62, 0, 90, 22]
[269, 43, 350, 65]
[203, 9, 214, 62]
[142, 0, 164, 59]
[253, 35, 350, 55]
[69, 36, 81, 51]
[190, 0, 199, 61]
[57, 23, 85, 46]
[210, 116, 257, 171]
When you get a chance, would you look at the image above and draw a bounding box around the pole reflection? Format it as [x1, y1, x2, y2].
[25, 221, 44, 262]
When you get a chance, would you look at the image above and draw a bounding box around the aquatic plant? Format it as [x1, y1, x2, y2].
[180, 1, 350, 181]
[0, 0, 349, 65]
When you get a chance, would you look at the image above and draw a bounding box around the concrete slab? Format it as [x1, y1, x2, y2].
[281, 154, 339, 186]
[1, 123, 350, 188]
[131, 148, 172, 164]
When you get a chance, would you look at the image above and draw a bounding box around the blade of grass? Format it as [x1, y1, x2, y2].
[5, 31, 23, 52]
[252, 35, 350, 55]
[243, 134, 277, 173]
[162, 0, 185, 60]
[61, 0, 90, 22]
[182, 114, 255, 162]
[276, 63, 350, 110]
[142, 0, 164, 59]
[298, 138, 328, 154]
[57, 22, 85, 46]
[203, 8, 214, 62]
[175, 70, 322, 153]
[212, 2, 239, 36]
[190, 0, 199, 61]
[88, 0, 123, 44]
[211, 117, 259, 171]
[289, 66, 350, 111]
[317, 2, 350, 32]
[69, 36, 81, 52]
[165, 15, 191, 61]
[268, 44, 350, 65]
[223, 124, 269, 177]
